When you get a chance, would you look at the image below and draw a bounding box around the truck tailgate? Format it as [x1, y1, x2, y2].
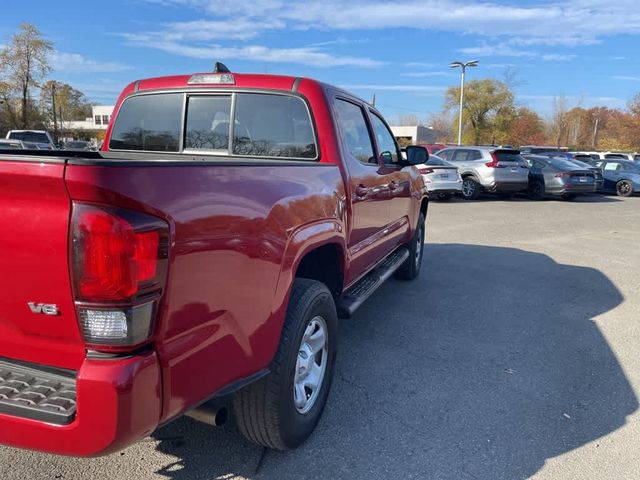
[0, 159, 85, 370]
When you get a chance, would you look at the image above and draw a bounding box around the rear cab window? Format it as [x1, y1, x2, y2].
[109, 91, 318, 160]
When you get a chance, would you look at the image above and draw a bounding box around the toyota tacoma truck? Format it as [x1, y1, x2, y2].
[0, 64, 428, 456]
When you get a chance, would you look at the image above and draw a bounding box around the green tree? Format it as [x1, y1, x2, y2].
[444, 78, 515, 145]
[0, 23, 53, 128]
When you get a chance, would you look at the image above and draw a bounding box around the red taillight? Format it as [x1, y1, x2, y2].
[71, 203, 169, 350]
[485, 153, 500, 168]
[554, 172, 570, 178]
[418, 167, 435, 174]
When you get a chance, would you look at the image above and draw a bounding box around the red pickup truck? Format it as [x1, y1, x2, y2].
[0, 65, 429, 456]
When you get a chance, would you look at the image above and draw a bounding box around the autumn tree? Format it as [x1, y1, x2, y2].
[508, 107, 546, 147]
[444, 79, 515, 145]
[0, 23, 53, 128]
[40, 80, 93, 140]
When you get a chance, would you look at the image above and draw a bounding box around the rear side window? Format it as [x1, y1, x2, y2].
[233, 93, 316, 158]
[452, 150, 471, 162]
[110, 93, 182, 152]
[438, 149, 454, 161]
[334, 99, 375, 164]
[605, 154, 625, 159]
[8, 131, 49, 143]
[495, 151, 524, 163]
[369, 111, 399, 164]
[185, 96, 232, 150]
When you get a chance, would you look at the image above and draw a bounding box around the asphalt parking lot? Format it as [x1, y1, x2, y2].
[2, 193, 640, 480]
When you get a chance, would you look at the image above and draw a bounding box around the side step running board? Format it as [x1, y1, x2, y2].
[337, 247, 409, 318]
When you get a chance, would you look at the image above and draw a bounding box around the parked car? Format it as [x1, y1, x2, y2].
[417, 143, 447, 155]
[413, 154, 462, 200]
[63, 140, 93, 151]
[0, 139, 25, 149]
[436, 146, 529, 200]
[6, 130, 55, 149]
[540, 153, 604, 191]
[588, 158, 640, 197]
[0, 66, 429, 456]
[524, 155, 596, 200]
[520, 145, 569, 155]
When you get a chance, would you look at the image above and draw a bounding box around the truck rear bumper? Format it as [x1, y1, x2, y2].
[0, 351, 161, 456]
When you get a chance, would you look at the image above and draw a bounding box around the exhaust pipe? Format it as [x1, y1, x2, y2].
[185, 402, 228, 426]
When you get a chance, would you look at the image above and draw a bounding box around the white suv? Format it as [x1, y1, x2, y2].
[437, 146, 529, 200]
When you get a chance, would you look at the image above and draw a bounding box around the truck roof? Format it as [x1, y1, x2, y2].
[122, 71, 368, 104]
[131, 72, 301, 93]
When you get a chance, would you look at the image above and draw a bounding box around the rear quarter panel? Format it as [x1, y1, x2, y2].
[64, 161, 346, 422]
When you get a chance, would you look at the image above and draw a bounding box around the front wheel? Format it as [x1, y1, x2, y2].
[233, 279, 337, 450]
[616, 180, 634, 197]
[396, 212, 425, 281]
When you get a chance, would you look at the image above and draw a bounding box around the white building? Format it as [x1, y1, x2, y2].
[390, 125, 441, 145]
[63, 105, 115, 131]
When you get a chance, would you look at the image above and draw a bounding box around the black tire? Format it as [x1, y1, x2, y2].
[395, 212, 425, 281]
[616, 180, 634, 197]
[461, 177, 481, 200]
[561, 193, 576, 201]
[528, 180, 545, 200]
[233, 278, 337, 450]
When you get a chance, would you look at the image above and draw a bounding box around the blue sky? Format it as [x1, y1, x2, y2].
[2, 0, 640, 123]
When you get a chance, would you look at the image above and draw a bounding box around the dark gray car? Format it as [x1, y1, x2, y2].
[524, 155, 596, 200]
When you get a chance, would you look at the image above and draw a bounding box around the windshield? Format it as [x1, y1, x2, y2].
[8, 131, 50, 143]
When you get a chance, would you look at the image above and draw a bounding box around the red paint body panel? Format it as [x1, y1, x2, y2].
[0, 72, 427, 456]
[0, 160, 85, 370]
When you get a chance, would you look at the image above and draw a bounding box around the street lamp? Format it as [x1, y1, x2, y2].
[450, 60, 478, 145]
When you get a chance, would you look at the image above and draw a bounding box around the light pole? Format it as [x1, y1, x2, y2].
[450, 60, 478, 145]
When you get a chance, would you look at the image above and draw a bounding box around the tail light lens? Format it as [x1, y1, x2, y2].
[485, 153, 501, 168]
[71, 203, 169, 350]
[555, 172, 570, 178]
[418, 167, 435, 175]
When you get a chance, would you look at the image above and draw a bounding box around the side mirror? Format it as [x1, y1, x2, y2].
[405, 145, 429, 166]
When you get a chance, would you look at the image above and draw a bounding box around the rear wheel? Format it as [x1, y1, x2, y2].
[528, 180, 544, 200]
[461, 177, 481, 200]
[233, 279, 337, 450]
[396, 212, 425, 281]
[616, 180, 634, 197]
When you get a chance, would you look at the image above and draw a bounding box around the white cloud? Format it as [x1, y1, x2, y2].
[612, 75, 640, 81]
[486, 63, 516, 69]
[130, 0, 640, 68]
[541, 54, 577, 61]
[144, 0, 640, 47]
[404, 62, 436, 68]
[341, 84, 446, 96]
[49, 51, 130, 73]
[400, 71, 452, 78]
[123, 34, 384, 67]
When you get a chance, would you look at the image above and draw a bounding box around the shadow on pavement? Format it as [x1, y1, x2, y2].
[153, 243, 636, 480]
